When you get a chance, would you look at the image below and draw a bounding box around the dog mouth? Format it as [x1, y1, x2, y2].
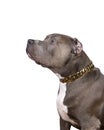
[26, 50, 34, 61]
[26, 46, 35, 60]
[26, 50, 46, 67]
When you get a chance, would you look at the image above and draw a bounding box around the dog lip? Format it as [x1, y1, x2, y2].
[26, 49, 34, 60]
[26, 50, 43, 66]
[27, 53, 31, 58]
[27, 53, 34, 60]
[26, 47, 46, 67]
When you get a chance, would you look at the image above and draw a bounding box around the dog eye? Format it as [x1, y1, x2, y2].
[50, 39, 56, 45]
[51, 39, 54, 43]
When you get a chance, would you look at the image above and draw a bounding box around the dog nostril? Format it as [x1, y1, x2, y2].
[28, 39, 34, 45]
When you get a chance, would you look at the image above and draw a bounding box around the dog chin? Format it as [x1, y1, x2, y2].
[34, 60, 46, 67]
[27, 52, 47, 67]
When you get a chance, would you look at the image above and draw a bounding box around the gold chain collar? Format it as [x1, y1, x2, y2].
[60, 62, 94, 83]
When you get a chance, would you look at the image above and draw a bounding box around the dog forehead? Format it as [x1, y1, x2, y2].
[45, 33, 60, 40]
[45, 33, 74, 42]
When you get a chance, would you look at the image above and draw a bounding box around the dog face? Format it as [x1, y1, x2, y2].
[26, 34, 83, 74]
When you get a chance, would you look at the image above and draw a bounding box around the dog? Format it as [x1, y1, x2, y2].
[26, 33, 104, 130]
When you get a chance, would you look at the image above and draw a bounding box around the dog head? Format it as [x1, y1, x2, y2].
[26, 34, 83, 75]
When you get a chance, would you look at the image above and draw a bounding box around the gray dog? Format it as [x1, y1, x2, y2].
[26, 33, 104, 130]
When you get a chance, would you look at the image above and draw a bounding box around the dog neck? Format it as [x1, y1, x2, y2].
[59, 62, 94, 83]
[56, 51, 94, 83]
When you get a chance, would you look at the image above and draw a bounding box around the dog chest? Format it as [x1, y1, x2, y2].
[56, 82, 78, 125]
[56, 82, 70, 121]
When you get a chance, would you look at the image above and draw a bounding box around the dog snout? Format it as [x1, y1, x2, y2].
[28, 39, 34, 45]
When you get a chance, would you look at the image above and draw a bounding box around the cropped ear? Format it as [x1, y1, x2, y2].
[72, 38, 83, 55]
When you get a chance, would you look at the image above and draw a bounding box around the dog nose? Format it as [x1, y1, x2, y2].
[28, 39, 34, 45]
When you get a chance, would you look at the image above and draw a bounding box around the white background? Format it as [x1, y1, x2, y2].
[0, 0, 104, 130]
